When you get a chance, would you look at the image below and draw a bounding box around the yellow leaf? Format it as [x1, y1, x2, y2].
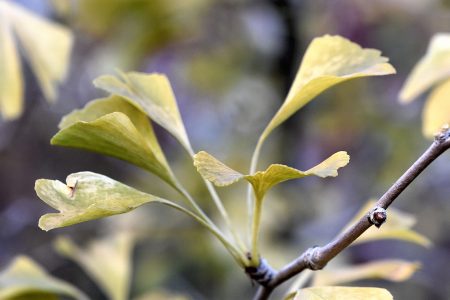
[261, 35, 395, 143]
[293, 286, 393, 300]
[35, 172, 164, 231]
[7, 0, 73, 102]
[193, 151, 244, 186]
[0, 0, 73, 119]
[94, 71, 192, 152]
[313, 259, 421, 286]
[52, 96, 176, 186]
[55, 233, 134, 300]
[0, 4, 22, 119]
[399, 33, 450, 103]
[0, 255, 88, 300]
[422, 78, 450, 138]
[194, 151, 349, 200]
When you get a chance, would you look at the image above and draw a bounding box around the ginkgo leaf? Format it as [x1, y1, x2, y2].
[194, 151, 349, 199]
[193, 151, 244, 186]
[0, 255, 88, 300]
[55, 233, 134, 300]
[260, 35, 395, 143]
[345, 200, 431, 247]
[35, 171, 167, 231]
[0, 5, 22, 119]
[0, 0, 72, 119]
[422, 78, 450, 138]
[51, 96, 175, 187]
[36, 171, 240, 263]
[399, 33, 450, 103]
[292, 286, 393, 300]
[93, 71, 192, 152]
[313, 259, 420, 286]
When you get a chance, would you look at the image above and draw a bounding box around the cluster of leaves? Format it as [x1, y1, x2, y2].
[28, 34, 422, 299]
[0, 0, 72, 119]
[1, 19, 446, 297]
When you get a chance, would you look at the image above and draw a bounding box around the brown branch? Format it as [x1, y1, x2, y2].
[252, 128, 450, 300]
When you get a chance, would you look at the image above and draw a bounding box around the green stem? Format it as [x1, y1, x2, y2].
[247, 137, 264, 244]
[187, 148, 247, 253]
[158, 198, 247, 266]
[250, 196, 264, 266]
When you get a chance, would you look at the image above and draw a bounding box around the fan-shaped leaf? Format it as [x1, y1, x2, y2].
[313, 259, 420, 286]
[193, 151, 244, 186]
[292, 286, 393, 300]
[261, 35, 395, 142]
[35, 172, 165, 231]
[51, 96, 175, 186]
[93, 71, 192, 152]
[422, 79, 450, 138]
[55, 234, 133, 300]
[400, 33, 450, 102]
[0, 255, 88, 300]
[194, 151, 349, 199]
[0, 5, 22, 119]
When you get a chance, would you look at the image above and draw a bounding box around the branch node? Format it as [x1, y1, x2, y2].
[305, 246, 326, 270]
[434, 125, 450, 143]
[245, 258, 276, 286]
[368, 206, 387, 228]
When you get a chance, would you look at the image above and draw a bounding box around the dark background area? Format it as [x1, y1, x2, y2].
[1, 0, 450, 299]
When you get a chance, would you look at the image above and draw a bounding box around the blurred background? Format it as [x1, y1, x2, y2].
[1, 0, 450, 299]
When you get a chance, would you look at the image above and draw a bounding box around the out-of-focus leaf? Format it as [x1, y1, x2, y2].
[51, 96, 175, 186]
[55, 233, 134, 300]
[0, 0, 72, 119]
[93, 71, 192, 152]
[399, 33, 450, 102]
[0, 5, 22, 119]
[292, 286, 393, 300]
[35, 172, 166, 231]
[345, 200, 431, 247]
[134, 290, 190, 300]
[6, 0, 72, 102]
[313, 260, 420, 286]
[0, 255, 88, 300]
[194, 151, 349, 199]
[422, 79, 450, 138]
[260, 34, 395, 143]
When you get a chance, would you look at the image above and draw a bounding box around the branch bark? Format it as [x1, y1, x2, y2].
[252, 128, 450, 300]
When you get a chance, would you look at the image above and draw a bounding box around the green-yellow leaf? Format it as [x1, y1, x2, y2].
[293, 286, 393, 300]
[313, 259, 420, 286]
[6, 0, 73, 102]
[194, 151, 349, 199]
[260, 34, 395, 143]
[422, 78, 450, 138]
[346, 200, 431, 247]
[0, 3, 22, 120]
[93, 71, 192, 152]
[35, 171, 166, 231]
[400, 33, 450, 103]
[55, 234, 133, 300]
[193, 151, 244, 186]
[0, 255, 88, 300]
[51, 96, 175, 186]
